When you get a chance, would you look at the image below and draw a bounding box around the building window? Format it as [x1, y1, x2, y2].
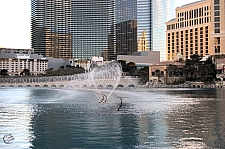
[215, 23, 220, 28]
[214, 37, 220, 45]
[214, 0, 219, 5]
[215, 46, 220, 53]
[167, 25, 171, 30]
[214, 6, 220, 10]
[214, 17, 220, 22]
[214, 11, 220, 16]
[215, 29, 220, 33]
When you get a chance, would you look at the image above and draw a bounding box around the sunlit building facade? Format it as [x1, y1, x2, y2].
[0, 48, 48, 75]
[166, 0, 225, 60]
[152, 0, 198, 61]
[138, 30, 149, 52]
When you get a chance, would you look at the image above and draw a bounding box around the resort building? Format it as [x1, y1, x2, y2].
[152, 0, 198, 61]
[138, 30, 149, 52]
[149, 61, 185, 83]
[166, 0, 225, 60]
[0, 48, 48, 75]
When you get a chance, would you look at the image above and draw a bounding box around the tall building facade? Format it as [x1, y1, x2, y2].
[0, 48, 48, 75]
[152, 0, 197, 61]
[71, 1, 115, 60]
[32, 0, 115, 60]
[31, 0, 73, 59]
[166, 0, 225, 60]
[31, 0, 152, 61]
[115, 0, 152, 56]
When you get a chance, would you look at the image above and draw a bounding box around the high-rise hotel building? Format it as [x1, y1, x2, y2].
[166, 0, 225, 60]
[31, 0, 73, 59]
[114, 0, 152, 56]
[31, 0, 152, 61]
[152, 0, 198, 61]
[31, 0, 115, 60]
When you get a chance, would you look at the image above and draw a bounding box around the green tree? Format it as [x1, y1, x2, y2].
[137, 66, 149, 85]
[127, 62, 136, 66]
[20, 69, 30, 76]
[45, 66, 85, 76]
[184, 54, 216, 83]
[165, 64, 184, 84]
[123, 62, 137, 75]
[117, 60, 126, 66]
[0, 69, 8, 77]
[198, 57, 216, 84]
[166, 64, 179, 77]
[184, 54, 201, 81]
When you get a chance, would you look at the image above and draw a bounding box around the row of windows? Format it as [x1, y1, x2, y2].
[167, 16, 210, 30]
[168, 27, 208, 37]
[167, 26, 209, 60]
[177, 6, 209, 20]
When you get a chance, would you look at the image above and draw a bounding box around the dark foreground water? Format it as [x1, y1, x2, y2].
[0, 87, 225, 149]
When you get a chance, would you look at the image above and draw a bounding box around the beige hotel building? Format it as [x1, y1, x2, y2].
[166, 0, 225, 60]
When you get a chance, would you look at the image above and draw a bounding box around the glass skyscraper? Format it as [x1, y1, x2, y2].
[71, 1, 115, 60]
[115, 0, 152, 55]
[32, 0, 115, 60]
[31, 0, 152, 60]
[31, 0, 73, 59]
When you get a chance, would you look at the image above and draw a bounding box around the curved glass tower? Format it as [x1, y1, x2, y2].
[31, 0, 73, 59]
[31, 0, 152, 60]
[71, 1, 115, 60]
[31, 0, 115, 60]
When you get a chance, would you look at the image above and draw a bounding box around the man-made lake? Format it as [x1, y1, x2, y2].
[0, 87, 225, 148]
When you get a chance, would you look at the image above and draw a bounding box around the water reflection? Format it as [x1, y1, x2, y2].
[0, 88, 34, 149]
[1, 88, 225, 148]
[119, 114, 139, 148]
[165, 89, 225, 148]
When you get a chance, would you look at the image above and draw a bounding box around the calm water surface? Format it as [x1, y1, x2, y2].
[0, 87, 225, 149]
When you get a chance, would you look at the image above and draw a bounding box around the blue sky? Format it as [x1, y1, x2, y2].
[0, 0, 197, 49]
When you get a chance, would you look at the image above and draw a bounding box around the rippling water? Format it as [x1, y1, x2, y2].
[0, 87, 225, 148]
